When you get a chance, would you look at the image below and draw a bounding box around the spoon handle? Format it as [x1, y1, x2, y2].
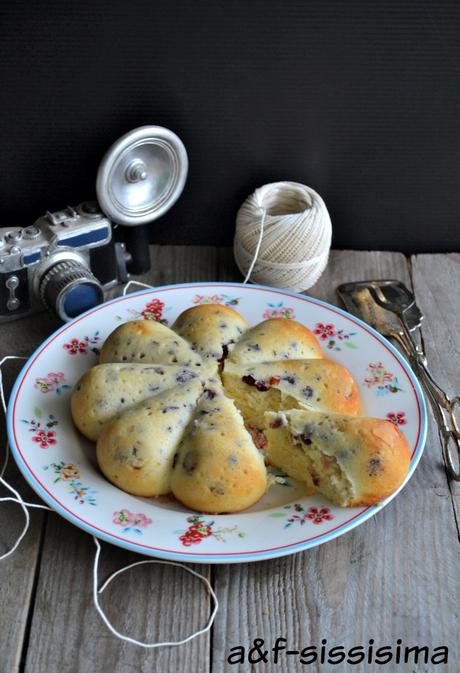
[397, 313, 460, 480]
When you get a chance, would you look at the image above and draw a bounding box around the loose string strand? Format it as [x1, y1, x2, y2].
[122, 280, 155, 296]
[0, 474, 32, 562]
[93, 537, 219, 648]
[243, 207, 266, 284]
[0, 356, 27, 478]
[0, 298, 219, 649]
[0, 355, 51, 562]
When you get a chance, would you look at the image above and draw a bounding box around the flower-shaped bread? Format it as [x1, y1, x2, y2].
[71, 304, 410, 513]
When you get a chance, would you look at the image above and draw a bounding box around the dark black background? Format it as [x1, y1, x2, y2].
[1, 1, 459, 252]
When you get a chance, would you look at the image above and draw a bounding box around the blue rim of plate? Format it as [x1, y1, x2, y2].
[7, 282, 428, 564]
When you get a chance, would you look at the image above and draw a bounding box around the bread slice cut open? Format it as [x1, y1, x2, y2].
[264, 408, 411, 507]
[222, 358, 361, 430]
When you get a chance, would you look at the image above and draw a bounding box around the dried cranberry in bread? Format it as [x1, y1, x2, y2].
[222, 358, 361, 429]
[264, 409, 411, 507]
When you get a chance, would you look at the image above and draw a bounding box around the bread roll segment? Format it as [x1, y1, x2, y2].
[171, 381, 267, 513]
[71, 363, 203, 441]
[96, 378, 203, 497]
[264, 408, 411, 507]
[173, 303, 248, 361]
[70, 304, 412, 513]
[228, 317, 323, 365]
[99, 319, 203, 367]
[222, 358, 361, 429]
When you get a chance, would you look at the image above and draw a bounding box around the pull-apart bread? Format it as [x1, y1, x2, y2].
[71, 303, 411, 513]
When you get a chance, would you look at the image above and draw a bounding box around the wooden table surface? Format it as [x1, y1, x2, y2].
[0, 247, 458, 673]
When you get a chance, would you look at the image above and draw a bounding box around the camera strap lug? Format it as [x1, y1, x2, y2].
[5, 275, 20, 311]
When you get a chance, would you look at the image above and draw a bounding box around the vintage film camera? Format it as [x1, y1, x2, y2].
[0, 126, 188, 322]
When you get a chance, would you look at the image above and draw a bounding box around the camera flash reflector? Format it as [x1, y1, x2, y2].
[96, 126, 188, 227]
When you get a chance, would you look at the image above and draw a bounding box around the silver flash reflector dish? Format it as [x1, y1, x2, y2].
[96, 125, 188, 226]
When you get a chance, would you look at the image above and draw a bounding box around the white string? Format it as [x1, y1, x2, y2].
[93, 537, 219, 648]
[0, 356, 27, 478]
[0, 476, 32, 561]
[0, 355, 51, 562]
[122, 280, 155, 296]
[0, 296, 220, 649]
[0, 497, 50, 509]
[243, 207, 266, 284]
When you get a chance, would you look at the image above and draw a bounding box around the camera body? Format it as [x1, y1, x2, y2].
[0, 201, 130, 322]
[1, 125, 188, 322]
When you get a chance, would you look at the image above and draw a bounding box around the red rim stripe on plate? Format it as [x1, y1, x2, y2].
[11, 284, 422, 556]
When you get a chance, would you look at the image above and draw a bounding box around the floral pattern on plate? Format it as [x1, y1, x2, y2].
[34, 372, 71, 395]
[364, 362, 403, 395]
[176, 514, 245, 546]
[313, 322, 358, 351]
[43, 461, 97, 506]
[63, 332, 100, 356]
[386, 411, 407, 426]
[113, 509, 153, 535]
[269, 503, 334, 527]
[115, 298, 171, 324]
[192, 293, 240, 306]
[262, 302, 296, 320]
[21, 407, 58, 448]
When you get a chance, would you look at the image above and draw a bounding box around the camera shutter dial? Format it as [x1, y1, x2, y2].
[23, 226, 41, 240]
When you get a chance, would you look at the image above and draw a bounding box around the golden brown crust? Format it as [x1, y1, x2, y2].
[228, 318, 323, 365]
[264, 409, 411, 507]
[343, 418, 411, 506]
[222, 358, 361, 429]
[71, 362, 203, 441]
[96, 380, 203, 497]
[173, 304, 248, 361]
[99, 320, 202, 366]
[170, 384, 267, 513]
[72, 305, 409, 514]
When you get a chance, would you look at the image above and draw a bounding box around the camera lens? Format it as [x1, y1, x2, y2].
[37, 255, 104, 321]
[60, 280, 103, 319]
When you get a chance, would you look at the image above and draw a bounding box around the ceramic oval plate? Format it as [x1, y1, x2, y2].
[7, 283, 427, 564]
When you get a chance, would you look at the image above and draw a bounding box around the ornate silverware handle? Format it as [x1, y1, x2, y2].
[337, 282, 460, 479]
[398, 313, 460, 481]
[412, 358, 460, 480]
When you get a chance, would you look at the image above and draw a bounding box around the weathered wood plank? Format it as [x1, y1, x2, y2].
[0, 463, 44, 673]
[212, 250, 459, 673]
[0, 315, 61, 673]
[5, 247, 460, 673]
[410, 253, 460, 507]
[22, 516, 211, 673]
[22, 246, 216, 673]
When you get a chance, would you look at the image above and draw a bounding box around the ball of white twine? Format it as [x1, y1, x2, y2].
[234, 181, 332, 291]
